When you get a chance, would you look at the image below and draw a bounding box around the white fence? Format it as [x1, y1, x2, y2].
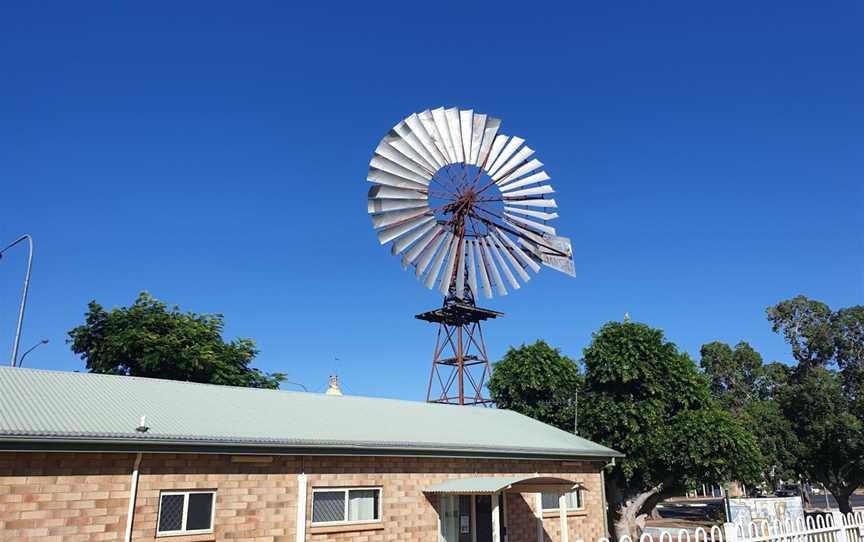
[589, 511, 864, 542]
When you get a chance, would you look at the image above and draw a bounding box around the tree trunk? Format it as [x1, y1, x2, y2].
[613, 484, 664, 540]
[829, 487, 853, 515]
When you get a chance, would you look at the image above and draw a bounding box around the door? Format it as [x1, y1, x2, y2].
[474, 495, 506, 542]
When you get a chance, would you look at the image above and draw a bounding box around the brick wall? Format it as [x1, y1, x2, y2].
[0, 452, 607, 542]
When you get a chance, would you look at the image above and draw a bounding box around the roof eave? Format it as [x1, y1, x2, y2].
[0, 435, 625, 460]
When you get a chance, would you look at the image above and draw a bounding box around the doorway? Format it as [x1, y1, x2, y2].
[440, 495, 506, 542]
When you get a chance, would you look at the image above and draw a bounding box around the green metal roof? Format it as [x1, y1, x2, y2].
[424, 476, 580, 494]
[0, 367, 622, 459]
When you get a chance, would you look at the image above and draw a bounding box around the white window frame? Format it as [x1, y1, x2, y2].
[156, 490, 216, 537]
[310, 486, 383, 526]
[540, 489, 584, 511]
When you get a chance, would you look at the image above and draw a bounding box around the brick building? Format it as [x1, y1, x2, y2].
[0, 367, 621, 542]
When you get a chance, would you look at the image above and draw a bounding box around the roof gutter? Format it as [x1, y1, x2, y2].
[0, 436, 624, 461]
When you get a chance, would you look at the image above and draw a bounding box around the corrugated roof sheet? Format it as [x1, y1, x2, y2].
[0, 367, 621, 459]
[424, 476, 578, 494]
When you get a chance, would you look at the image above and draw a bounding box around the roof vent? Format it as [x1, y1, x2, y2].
[325, 375, 343, 396]
[136, 415, 149, 433]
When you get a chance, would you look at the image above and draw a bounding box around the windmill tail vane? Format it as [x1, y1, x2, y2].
[366, 107, 576, 405]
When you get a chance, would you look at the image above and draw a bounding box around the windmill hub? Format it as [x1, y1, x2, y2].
[366, 107, 577, 405]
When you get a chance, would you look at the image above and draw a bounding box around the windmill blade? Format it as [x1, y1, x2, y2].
[454, 238, 466, 299]
[490, 231, 530, 282]
[486, 234, 521, 290]
[401, 224, 443, 266]
[438, 234, 460, 294]
[503, 185, 555, 198]
[475, 117, 501, 167]
[375, 141, 434, 180]
[368, 185, 428, 200]
[486, 137, 525, 178]
[496, 158, 544, 186]
[473, 239, 493, 299]
[469, 113, 487, 165]
[492, 228, 540, 276]
[459, 110, 473, 162]
[491, 145, 535, 182]
[424, 232, 453, 289]
[483, 135, 509, 173]
[479, 237, 508, 296]
[505, 212, 557, 236]
[414, 229, 448, 277]
[503, 205, 559, 221]
[418, 109, 452, 165]
[445, 107, 464, 163]
[368, 198, 427, 214]
[466, 240, 479, 299]
[521, 235, 576, 277]
[385, 130, 438, 175]
[431, 108, 457, 164]
[508, 221, 569, 258]
[391, 220, 437, 256]
[498, 171, 551, 192]
[405, 113, 447, 168]
[392, 123, 441, 172]
[377, 215, 435, 245]
[504, 198, 558, 208]
[370, 155, 430, 187]
[371, 207, 431, 229]
[367, 168, 429, 191]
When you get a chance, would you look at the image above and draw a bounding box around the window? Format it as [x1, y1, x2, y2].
[311, 487, 381, 525]
[157, 490, 215, 536]
[541, 489, 583, 511]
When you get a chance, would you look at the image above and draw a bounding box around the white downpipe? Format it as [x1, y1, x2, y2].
[296, 473, 307, 542]
[124, 453, 143, 542]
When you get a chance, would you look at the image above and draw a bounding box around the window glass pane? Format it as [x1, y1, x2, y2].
[158, 494, 184, 533]
[348, 489, 379, 521]
[186, 493, 214, 531]
[541, 492, 559, 510]
[567, 490, 581, 510]
[313, 491, 346, 523]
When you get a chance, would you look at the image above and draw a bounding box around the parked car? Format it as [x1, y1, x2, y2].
[775, 484, 802, 497]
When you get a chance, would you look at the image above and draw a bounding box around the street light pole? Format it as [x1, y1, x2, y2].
[0, 234, 34, 367]
[17, 339, 48, 368]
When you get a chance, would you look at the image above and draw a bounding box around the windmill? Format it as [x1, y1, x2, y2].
[367, 107, 575, 405]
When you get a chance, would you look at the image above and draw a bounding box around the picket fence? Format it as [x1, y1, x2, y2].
[587, 511, 864, 542]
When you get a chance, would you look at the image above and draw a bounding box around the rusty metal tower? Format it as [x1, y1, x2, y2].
[416, 289, 502, 405]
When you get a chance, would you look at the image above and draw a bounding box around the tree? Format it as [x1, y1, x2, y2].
[699, 342, 799, 489]
[68, 292, 285, 389]
[767, 296, 864, 513]
[488, 340, 581, 431]
[699, 341, 762, 412]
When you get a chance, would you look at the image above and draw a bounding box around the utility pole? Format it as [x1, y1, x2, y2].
[574, 390, 578, 434]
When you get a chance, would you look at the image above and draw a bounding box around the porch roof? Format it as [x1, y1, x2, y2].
[424, 475, 582, 495]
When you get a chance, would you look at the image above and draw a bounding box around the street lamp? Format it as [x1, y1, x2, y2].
[17, 339, 48, 368]
[0, 234, 34, 367]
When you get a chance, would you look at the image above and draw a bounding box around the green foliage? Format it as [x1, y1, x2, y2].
[580, 322, 763, 496]
[488, 340, 581, 431]
[767, 296, 864, 513]
[68, 292, 285, 389]
[768, 296, 836, 369]
[700, 341, 762, 412]
[699, 341, 798, 486]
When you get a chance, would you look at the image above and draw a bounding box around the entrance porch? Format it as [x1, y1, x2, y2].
[426, 475, 583, 542]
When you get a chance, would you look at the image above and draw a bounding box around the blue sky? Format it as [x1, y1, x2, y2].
[1, 1, 861, 398]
